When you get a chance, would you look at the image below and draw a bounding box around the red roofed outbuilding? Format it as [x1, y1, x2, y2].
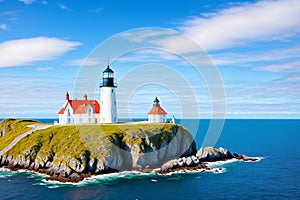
[148, 97, 167, 123]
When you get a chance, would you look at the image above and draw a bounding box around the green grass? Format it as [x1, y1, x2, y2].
[0, 119, 40, 151]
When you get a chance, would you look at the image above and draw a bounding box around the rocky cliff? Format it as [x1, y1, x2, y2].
[0, 119, 196, 182]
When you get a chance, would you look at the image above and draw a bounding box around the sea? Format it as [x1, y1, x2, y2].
[0, 119, 299, 200]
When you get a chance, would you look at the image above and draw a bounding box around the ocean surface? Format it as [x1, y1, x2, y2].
[0, 119, 299, 200]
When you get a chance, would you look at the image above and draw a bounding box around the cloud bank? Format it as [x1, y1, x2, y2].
[179, 0, 300, 50]
[0, 37, 82, 68]
[18, 0, 35, 4]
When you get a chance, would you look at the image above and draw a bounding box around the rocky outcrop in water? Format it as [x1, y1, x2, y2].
[156, 147, 258, 174]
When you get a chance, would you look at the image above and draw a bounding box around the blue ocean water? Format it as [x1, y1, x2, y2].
[0, 119, 299, 200]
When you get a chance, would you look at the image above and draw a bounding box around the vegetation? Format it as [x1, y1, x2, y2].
[0, 118, 40, 150]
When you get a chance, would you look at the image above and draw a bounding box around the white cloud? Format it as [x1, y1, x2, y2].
[58, 3, 70, 11]
[150, 35, 203, 54]
[0, 37, 82, 68]
[118, 28, 175, 43]
[178, 0, 300, 50]
[256, 61, 300, 73]
[18, 0, 36, 4]
[117, 49, 180, 63]
[36, 67, 53, 71]
[211, 45, 300, 66]
[41, 1, 47, 5]
[0, 24, 8, 30]
[66, 58, 102, 66]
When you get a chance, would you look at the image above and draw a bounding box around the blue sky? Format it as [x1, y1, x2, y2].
[0, 0, 299, 119]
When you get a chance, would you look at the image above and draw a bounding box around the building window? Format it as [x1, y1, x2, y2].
[101, 101, 103, 105]
[112, 89, 113, 93]
[88, 118, 91, 123]
[80, 118, 82, 123]
[95, 118, 97, 123]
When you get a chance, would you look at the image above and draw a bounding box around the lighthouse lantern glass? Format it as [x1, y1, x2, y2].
[104, 71, 113, 78]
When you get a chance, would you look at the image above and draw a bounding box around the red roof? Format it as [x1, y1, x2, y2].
[148, 105, 167, 115]
[58, 100, 100, 114]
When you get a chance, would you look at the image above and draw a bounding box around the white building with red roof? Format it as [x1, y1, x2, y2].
[148, 97, 167, 123]
[58, 92, 100, 124]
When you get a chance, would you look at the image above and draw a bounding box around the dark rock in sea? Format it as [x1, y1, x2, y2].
[233, 153, 258, 162]
[157, 147, 236, 174]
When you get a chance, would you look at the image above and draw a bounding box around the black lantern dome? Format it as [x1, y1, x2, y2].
[100, 65, 116, 87]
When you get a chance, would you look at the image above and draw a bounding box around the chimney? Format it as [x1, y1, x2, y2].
[84, 93, 88, 100]
[66, 92, 70, 100]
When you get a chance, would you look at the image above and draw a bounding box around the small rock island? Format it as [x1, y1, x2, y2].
[0, 118, 257, 183]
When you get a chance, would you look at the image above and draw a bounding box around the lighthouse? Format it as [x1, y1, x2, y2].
[148, 97, 167, 123]
[100, 65, 117, 123]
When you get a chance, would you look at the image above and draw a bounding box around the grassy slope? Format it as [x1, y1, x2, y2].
[0, 119, 40, 151]
[2, 120, 178, 166]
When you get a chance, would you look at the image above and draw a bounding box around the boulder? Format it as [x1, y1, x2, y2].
[161, 160, 174, 171]
[186, 157, 193, 166]
[191, 156, 199, 164]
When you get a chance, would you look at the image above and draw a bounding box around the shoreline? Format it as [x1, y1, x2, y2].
[0, 156, 261, 184]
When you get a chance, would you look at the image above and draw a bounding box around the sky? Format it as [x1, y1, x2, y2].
[0, 0, 300, 119]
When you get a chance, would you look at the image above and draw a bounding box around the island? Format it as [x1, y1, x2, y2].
[0, 118, 258, 183]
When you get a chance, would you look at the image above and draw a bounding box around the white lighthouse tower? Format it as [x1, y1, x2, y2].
[100, 65, 117, 123]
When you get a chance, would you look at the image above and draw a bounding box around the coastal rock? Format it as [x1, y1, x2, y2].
[1, 155, 8, 165]
[68, 158, 85, 173]
[157, 147, 236, 174]
[191, 156, 199, 164]
[196, 147, 233, 161]
[233, 153, 258, 162]
[88, 158, 97, 173]
[186, 157, 193, 166]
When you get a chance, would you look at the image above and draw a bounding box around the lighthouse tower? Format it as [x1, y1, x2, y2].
[100, 65, 117, 123]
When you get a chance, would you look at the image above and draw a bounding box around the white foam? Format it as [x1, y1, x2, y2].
[206, 158, 239, 168]
[0, 156, 264, 187]
[41, 171, 155, 187]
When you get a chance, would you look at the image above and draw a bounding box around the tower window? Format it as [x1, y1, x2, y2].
[112, 89, 113, 93]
